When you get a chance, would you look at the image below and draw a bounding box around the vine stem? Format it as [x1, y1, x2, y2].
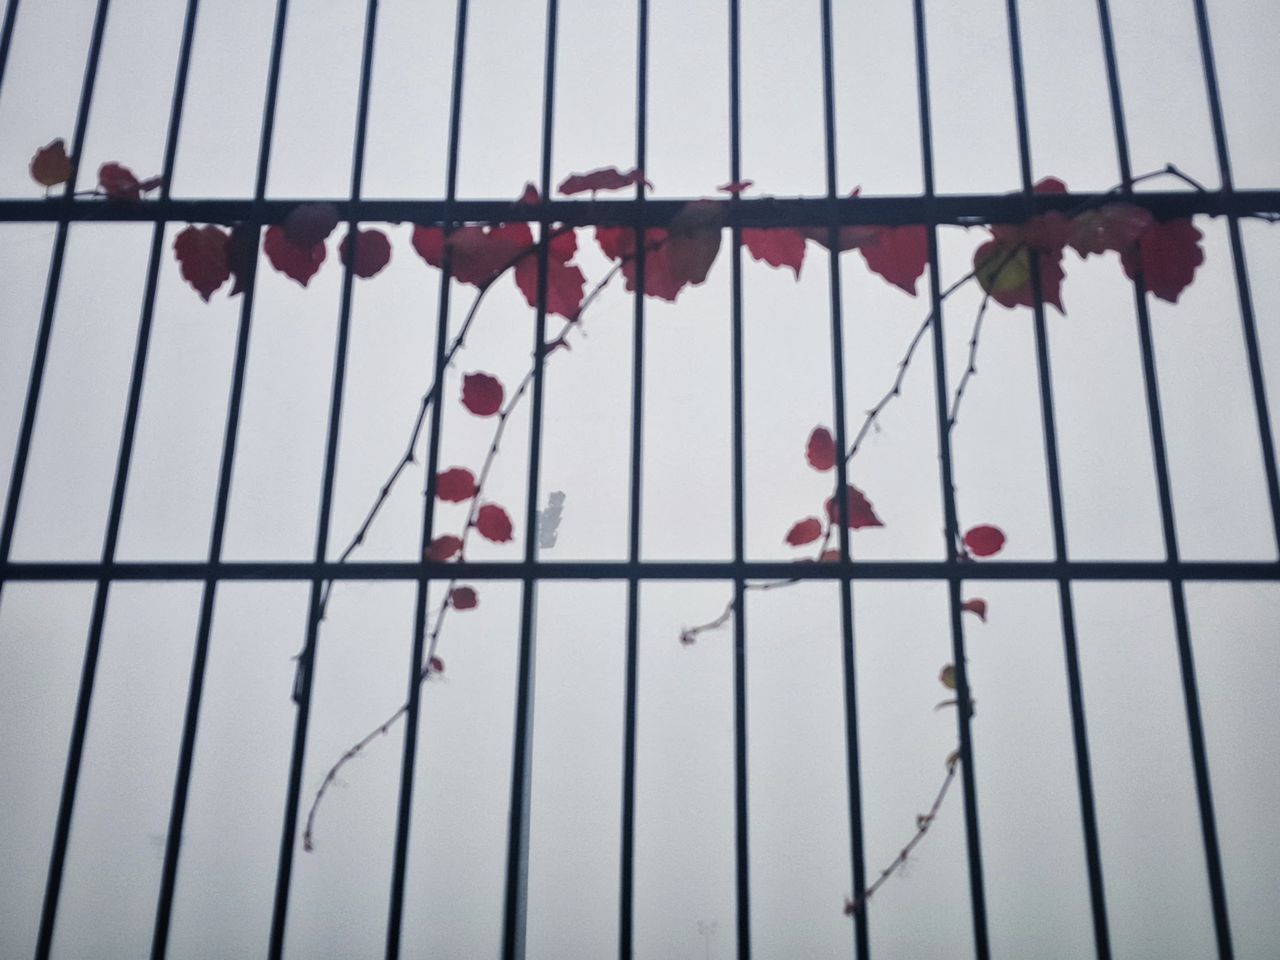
[845, 750, 960, 916]
[302, 258, 626, 851]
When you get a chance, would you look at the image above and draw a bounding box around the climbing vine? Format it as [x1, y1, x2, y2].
[26, 143, 1228, 912]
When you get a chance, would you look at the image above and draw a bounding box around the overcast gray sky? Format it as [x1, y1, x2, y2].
[1, 0, 1279, 958]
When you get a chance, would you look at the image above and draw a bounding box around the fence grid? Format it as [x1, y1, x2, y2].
[0, 0, 1276, 958]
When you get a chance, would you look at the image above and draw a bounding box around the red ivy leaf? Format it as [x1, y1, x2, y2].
[476, 503, 514, 543]
[461, 372, 503, 417]
[963, 525, 1006, 558]
[284, 202, 340, 249]
[340, 227, 391, 279]
[263, 226, 326, 287]
[557, 166, 651, 196]
[412, 222, 534, 288]
[30, 139, 72, 188]
[858, 225, 928, 295]
[806, 426, 836, 472]
[785, 517, 823, 546]
[1120, 218, 1204, 304]
[825, 484, 883, 529]
[513, 228, 586, 318]
[819, 548, 842, 562]
[428, 656, 445, 674]
[974, 238, 1064, 313]
[594, 226, 687, 301]
[450, 586, 479, 610]
[99, 162, 141, 199]
[1069, 203, 1153, 258]
[436, 467, 477, 502]
[425, 535, 463, 562]
[961, 598, 988, 621]
[173, 225, 230, 302]
[743, 228, 805, 277]
[717, 180, 754, 195]
[1033, 175, 1068, 194]
[666, 200, 724, 287]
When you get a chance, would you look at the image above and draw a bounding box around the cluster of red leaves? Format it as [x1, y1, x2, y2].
[29, 140, 164, 199]
[974, 176, 1204, 309]
[170, 202, 394, 300]
[412, 184, 586, 319]
[784, 425, 884, 550]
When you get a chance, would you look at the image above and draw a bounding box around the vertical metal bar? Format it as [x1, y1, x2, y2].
[0, 0, 20, 90]
[502, 2, 558, 956]
[1000, 2, 1113, 956]
[816, 2, 868, 956]
[618, 0, 648, 955]
[267, 0, 382, 955]
[17, 2, 113, 955]
[726, 2, 751, 957]
[123, 0, 214, 951]
[1092, 2, 1234, 955]
[908, 2, 990, 956]
[1188, 0, 1280, 553]
[384, 1, 469, 956]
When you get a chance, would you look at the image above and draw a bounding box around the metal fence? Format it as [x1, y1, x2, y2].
[0, 0, 1277, 958]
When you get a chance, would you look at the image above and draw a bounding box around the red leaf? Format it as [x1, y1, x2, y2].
[594, 226, 687, 301]
[1033, 175, 1068, 194]
[513, 228, 586, 318]
[1121, 218, 1204, 304]
[974, 237, 1064, 313]
[743, 228, 805, 277]
[99, 162, 141, 200]
[30, 139, 72, 188]
[263, 226, 326, 286]
[806, 426, 836, 472]
[412, 222, 534, 288]
[665, 200, 724, 287]
[428, 656, 445, 674]
[961, 598, 988, 621]
[819, 548, 841, 562]
[340, 227, 391, 278]
[227, 223, 258, 297]
[785, 517, 823, 546]
[825, 484, 883, 529]
[859, 225, 928, 295]
[717, 180, 754, 195]
[557, 166, 651, 196]
[425, 535, 463, 562]
[476, 503, 514, 543]
[436, 467, 477, 502]
[1069, 203, 1153, 258]
[963, 525, 1006, 558]
[517, 182, 540, 205]
[450, 586, 479, 610]
[173, 225, 230, 302]
[461, 372, 503, 417]
[800, 188, 881, 252]
[284, 202, 340, 249]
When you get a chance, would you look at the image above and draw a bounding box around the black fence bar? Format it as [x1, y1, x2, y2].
[1092, 1, 1234, 956]
[911, 2, 991, 956]
[1189, 0, 1280, 554]
[6, 558, 1279, 583]
[726, 3, 752, 957]
[385, 0, 470, 956]
[817, 1, 868, 956]
[0, 0, 19, 90]
[2, 190, 1278, 228]
[21, 1, 112, 955]
[141, 0, 206, 954]
[618, 0, 649, 956]
[1002, 2, 1113, 957]
[502, 2, 560, 956]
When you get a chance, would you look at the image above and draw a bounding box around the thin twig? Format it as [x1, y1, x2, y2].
[302, 258, 625, 851]
[845, 750, 960, 917]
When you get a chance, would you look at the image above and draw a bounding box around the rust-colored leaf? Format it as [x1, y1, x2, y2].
[30, 139, 72, 188]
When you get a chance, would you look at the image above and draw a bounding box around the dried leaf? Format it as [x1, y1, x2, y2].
[30, 139, 72, 188]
